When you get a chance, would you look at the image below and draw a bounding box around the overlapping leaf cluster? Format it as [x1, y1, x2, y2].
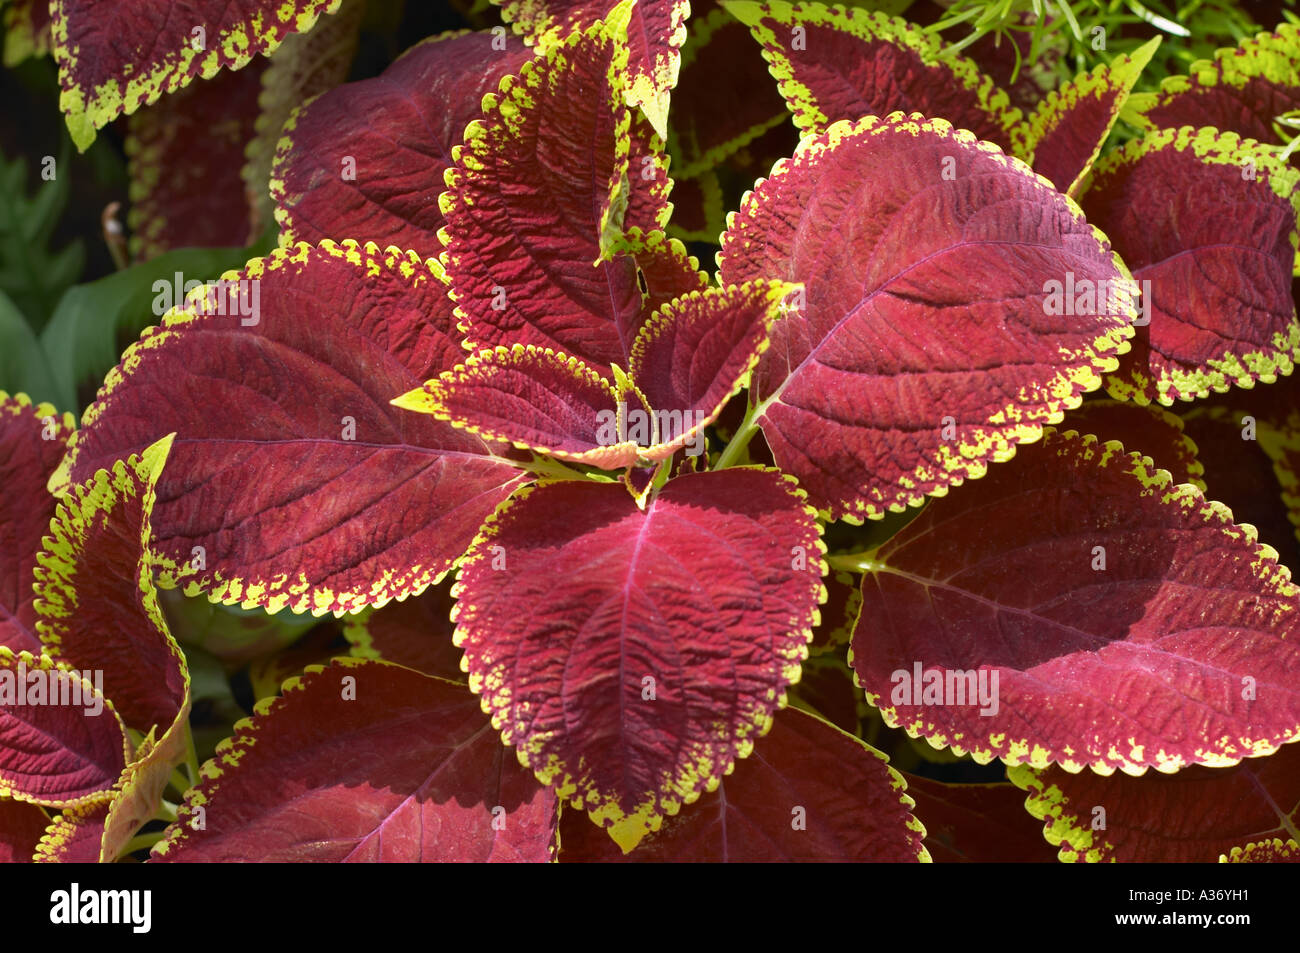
[2, 0, 1299, 862]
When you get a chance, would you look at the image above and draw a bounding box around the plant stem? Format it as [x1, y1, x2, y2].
[184, 722, 201, 789]
[825, 550, 884, 573]
[118, 830, 167, 859]
[714, 402, 759, 470]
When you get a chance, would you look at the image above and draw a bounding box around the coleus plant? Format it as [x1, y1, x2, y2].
[2, 0, 1300, 863]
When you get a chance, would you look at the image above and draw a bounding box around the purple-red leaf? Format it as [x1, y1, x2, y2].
[492, 0, 688, 139]
[724, 1, 1021, 149]
[451, 468, 825, 848]
[1124, 24, 1300, 148]
[54, 241, 528, 616]
[1079, 127, 1300, 405]
[342, 585, 465, 683]
[1064, 400, 1203, 488]
[0, 651, 128, 807]
[1010, 744, 1300, 862]
[719, 112, 1134, 519]
[153, 659, 558, 862]
[0, 394, 73, 655]
[0, 797, 48, 862]
[440, 14, 646, 368]
[1013, 38, 1159, 196]
[559, 706, 927, 861]
[52, 0, 344, 149]
[271, 29, 531, 259]
[125, 62, 265, 259]
[902, 774, 1056, 863]
[850, 428, 1300, 773]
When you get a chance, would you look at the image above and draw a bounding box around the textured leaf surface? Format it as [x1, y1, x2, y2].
[0, 651, 127, 807]
[0, 393, 73, 655]
[125, 61, 265, 259]
[271, 29, 530, 259]
[243, 0, 362, 237]
[725, 1, 1020, 148]
[1222, 837, 1300, 862]
[1064, 400, 1202, 487]
[51, 0, 343, 149]
[343, 585, 464, 682]
[719, 113, 1134, 519]
[1014, 38, 1158, 196]
[0, 797, 47, 862]
[902, 774, 1056, 863]
[492, 0, 688, 138]
[670, 6, 788, 178]
[559, 706, 927, 861]
[629, 281, 792, 457]
[850, 428, 1300, 773]
[1125, 24, 1300, 146]
[394, 345, 639, 469]
[54, 241, 528, 616]
[153, 659, 558, 862]
[1011, 744, 1300, 862]
[1183, 404, 1299, 572]
[440, 15, 645, 368]
[36, 437, 186, 736]
[1080, 128, 1300, 405]
[452, 468, 824, 847]
[33, 801, 108, 862]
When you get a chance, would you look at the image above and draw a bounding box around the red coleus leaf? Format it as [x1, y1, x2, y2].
[1183, 405, 1299, 572]
[492, 0, 689, 139]
[849, 428, 1300, 773]
[0, 394, 74, 655]
[724, 1, 1021, 150]
[35, 436, 193, 861]
[396, 345, 644, 469]
[395, 281, 791, 466]
[0, 798, 49, 863]
[126, 61, 266, 260]
[1012, 38, 1159, 196]
[1222, 838, 1300, 862]
[441, 12, 653, 368]
[1124, 24, 1300, 147]
[35, 436, 186, 737]
[153, 659, 558, 862]
[271, 29, 532, 260]
[670, 5, 788, 179]
[1065, 399, 1203, 488]
[1079, 127, 1300, 405]
[0, 651, 128, 807]
[559, 706, 927, 861]
[242, 0, 363, 237]
[33, 802, 109, 863]
[342, 585, 464, 683]
[54, 241, 529, 616]
[901, 774, 1056, 863]
[51, 0, 344, 150]
[450, 468, 825, 848]
[1009, 743, 1300, 862]
[719, 113, 1134, 519]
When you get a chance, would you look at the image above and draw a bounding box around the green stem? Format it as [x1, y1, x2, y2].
[714, 402, 759, 471]
[168, 768, 190, 796]
[184, 721, 200, 788]
[118, 830, 167, 859]
[157, 800, 179, 824]
[826, 550, 883, 574]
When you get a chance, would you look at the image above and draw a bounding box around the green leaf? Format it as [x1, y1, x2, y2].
[0, 146, 84, 328]
[39, 237, 272, 412]
[0, 289, 62, 408]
